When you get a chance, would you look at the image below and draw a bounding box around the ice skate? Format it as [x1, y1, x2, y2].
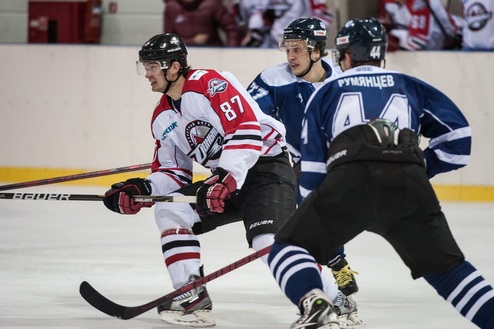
[291, 288, 340, 329]
[331, 259, 359, 296]
[157, 275, 215, 327]
[333, 291, 364, 328]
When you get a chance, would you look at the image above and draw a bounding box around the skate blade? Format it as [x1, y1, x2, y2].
[319, 322, 341, 329]
[339, 312, 364, 328]
[159, 310, 216, 328]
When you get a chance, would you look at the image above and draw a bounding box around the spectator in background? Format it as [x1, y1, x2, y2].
[462, 0, 494, 50]
[232, 0, 333, 48]
[383, 0, 463, 50]
[163, 0, 240, 46]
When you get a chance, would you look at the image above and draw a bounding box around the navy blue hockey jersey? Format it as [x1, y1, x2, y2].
[247, 58, 340, 164]
[300, 65, 471, 198]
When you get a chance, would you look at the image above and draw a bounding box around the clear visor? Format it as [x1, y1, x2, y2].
[135, 60, 167, 75]
[279, 39, 312, 57]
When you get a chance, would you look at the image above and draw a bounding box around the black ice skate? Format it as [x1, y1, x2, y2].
[157, 274, 215, 327]
[331, 259, 359, 297]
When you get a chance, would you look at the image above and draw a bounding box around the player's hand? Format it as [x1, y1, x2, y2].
[196, 168, 237, 216]
[194, 33, 209, 45]
[103, 178, 154, 214]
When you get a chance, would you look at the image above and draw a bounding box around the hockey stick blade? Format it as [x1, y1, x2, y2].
[79, 245, 271, 320]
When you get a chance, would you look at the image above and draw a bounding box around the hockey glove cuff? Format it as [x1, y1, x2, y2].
[196, 168, 237, 216]
[103, 178, 154, 215]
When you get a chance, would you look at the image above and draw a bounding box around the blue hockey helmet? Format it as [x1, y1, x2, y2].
[334, 18, 387, 65]
[280, 17, 327, 54]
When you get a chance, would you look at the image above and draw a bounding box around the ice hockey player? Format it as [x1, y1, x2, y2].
[102, 32, 359, 327]
[247, 17, 360, 300]
[267, 17, 494, 329]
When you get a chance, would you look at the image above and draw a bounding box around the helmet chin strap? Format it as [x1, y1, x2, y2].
[295, 52, 320, 78]
[162, 69, 181, 94]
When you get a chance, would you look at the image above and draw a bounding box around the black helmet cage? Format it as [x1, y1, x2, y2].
[138, 33, 189, 73]
[280, 18, 328, 55]
[334, 18, 387, 66]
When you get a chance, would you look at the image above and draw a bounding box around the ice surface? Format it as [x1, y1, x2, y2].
[1, 184, 493, 328]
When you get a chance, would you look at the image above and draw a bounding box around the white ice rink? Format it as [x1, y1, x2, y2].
[1, 184, 493, 329]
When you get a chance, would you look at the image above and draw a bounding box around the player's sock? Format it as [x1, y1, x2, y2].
[424, 260, 494, 328]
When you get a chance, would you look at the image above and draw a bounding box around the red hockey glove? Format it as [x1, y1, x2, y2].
[103, 178, 154, 215]
[196, 168, 237, 216]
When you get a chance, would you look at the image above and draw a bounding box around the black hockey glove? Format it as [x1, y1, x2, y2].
[103, 178, 154, 215]
[196, 168, 237, 216]
[244, 29, 265, 47]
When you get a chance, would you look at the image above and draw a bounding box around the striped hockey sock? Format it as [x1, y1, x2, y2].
[424, 260, 494, 328]
[268, 242, 324, 305]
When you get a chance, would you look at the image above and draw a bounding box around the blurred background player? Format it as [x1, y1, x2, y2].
[383, 0, 463, 50]
[247, 17, 361, 301]
[232, 0, 333, 47]
[461, 0, 494, 50]
[163, 0, 239, 46]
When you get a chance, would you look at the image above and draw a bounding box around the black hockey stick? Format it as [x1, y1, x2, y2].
[0, 163, 152, 191]
[0, 192, 196, 203]
[79, 245, 271, 320]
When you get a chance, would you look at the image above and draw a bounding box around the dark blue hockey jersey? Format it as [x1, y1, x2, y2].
[300, 65, 472, 198]
[247, 58, 340, 164]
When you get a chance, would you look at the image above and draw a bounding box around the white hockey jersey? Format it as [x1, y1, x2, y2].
[147, 69, 287, 196]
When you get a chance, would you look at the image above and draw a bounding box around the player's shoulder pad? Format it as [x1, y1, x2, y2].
[184, 69, 227, 94]
[259, 62, 297, 87]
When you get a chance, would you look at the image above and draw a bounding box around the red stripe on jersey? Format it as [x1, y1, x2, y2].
[262, 126, 279, 141]
[225, 123, 261, 136]
[165, 252, 200, 267]
[223, 144, 263, 151]
[162, 171, 188, 187]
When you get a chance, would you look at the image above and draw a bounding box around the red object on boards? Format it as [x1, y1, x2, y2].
[28, 0, 102, 44]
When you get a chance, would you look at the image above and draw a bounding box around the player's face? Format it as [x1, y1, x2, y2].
[142, 61, 167, 93]
[283, 40, 311, 76]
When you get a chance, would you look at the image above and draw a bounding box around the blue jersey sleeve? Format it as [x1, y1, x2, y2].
[247, 75, 278, 119]
[408, 77, 471, 178]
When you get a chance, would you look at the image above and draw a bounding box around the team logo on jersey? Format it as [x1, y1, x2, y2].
[206, 78, 228, 97]
[185, 120, 223, 164]
[465, 3, 493, 31]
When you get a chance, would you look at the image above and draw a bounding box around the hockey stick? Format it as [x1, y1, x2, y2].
[0, 192, 196, 203]
[0, 163, 152, 191]
[79, 245, 271, 320]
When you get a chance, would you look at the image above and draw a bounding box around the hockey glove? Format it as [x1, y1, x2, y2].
[244, 29, 265, 47]
[103, 178, 154, 215]
[196, 168, 237, 216]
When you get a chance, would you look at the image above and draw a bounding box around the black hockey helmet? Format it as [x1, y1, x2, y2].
[334, 17, 387, 65]
[280, 17, 327, 54]
[138, 33, 189, 71]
